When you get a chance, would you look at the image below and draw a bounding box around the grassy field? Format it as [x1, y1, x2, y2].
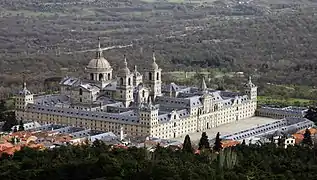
[258, 96, 314, 107]
[164, 69, 225, 81]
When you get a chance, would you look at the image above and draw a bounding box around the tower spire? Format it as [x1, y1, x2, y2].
[152, 50, 156, 63]
[96, 37, 102, 59]
[134, 65, 137, 71]
[22, 74, 26, 89]
[123, 54, 128, 68]
[248, 76, 252, 83]
[200, 76, 207, 91]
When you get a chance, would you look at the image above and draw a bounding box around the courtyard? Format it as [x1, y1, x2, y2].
[171, 116, 280, 144]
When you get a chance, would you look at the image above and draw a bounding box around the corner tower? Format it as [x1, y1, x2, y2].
[144, 51, 162, 100]
[244, 76, 257, 115]
[15, 82, 34, 120]
[244, 76, 257, 101]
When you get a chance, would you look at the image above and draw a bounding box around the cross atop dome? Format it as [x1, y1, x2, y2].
[96, 37, 103, 59]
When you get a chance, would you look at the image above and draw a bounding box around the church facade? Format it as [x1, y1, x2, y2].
[15, 39, 257, 139]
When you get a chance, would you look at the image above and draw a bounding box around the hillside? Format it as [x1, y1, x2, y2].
[0, 0, 317, 97]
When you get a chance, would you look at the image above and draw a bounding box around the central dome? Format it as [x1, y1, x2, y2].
[87, 57, 111, 70]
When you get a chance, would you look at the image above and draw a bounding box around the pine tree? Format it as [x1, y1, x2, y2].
[198, 132, 210, 150]
[183, 135, 193, 153]
[302, 128, 313, 147]
[13, 126, 18, 132]
[19, 120, 24, 131]
[241, 139, 246, 145]
[213, 132, 222, 152]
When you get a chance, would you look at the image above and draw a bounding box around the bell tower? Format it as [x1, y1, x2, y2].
[116, 55, 134, 107]
[144, 51, 162, 100]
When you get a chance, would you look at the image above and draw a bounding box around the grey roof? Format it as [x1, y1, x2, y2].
[19, 88, 32, 96]
[26, 103, 141, 125]
[103, 81, 117, 91]
[60, 77, 81, 86]
[34, 95, 70, 106]
[221, 117, 314, 141]
[79, 83, 100, 92]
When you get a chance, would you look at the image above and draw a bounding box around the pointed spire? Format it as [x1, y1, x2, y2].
[148, 96, 152, 105]
[200, 76, 207, 91]
[96, 37, 103, 59]
[134, 65, 137, 72]
[98, 37, 101, 49]
[246, 76, 255, 88]
[22, 74, 26, 89]
[123, 54, 128, 68]
[248, 76, 253, 84]
[152, 50, 156, 63]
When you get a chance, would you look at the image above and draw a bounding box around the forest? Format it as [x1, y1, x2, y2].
[0, 0, 317, 100]
[0, 137, 317, 180]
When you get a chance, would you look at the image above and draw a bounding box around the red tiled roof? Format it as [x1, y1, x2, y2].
[297, 128, 317, 135]
[221, 140, 240, 148]
[292, 134, 304, 144]
[0, 142, 14, 151]
[0, 145, 21, 156]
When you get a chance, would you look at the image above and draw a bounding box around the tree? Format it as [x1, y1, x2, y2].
[19, 120, 24, 131]
[241, 139, 246, 145]
[13, 126, 18, 132]
[302, 128, 313, 147]
[183, 135, 193, 153]
[198, 132, 210, 150]
[213, 132, 222, 152]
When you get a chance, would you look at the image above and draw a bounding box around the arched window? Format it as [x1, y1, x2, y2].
[79, 88, 83, 95]
[149, 72, 152, 81]
[120, 78, 123, 85]
[108, 73, 111, 80]
[99, 74, 103, 81]
[174, 115, 176, 119]
[90, 73, 94, 80]
[142, 90, 145, 97]
[156, 72, 159, 80]
[128, 78, 131, 86]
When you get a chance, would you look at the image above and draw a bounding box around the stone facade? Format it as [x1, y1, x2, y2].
[15, 40, 258, 139]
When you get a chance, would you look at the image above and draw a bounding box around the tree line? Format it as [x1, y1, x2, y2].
[0, 130, 316, 180]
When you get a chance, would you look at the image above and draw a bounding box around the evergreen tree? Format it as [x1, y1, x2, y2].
[13, 126, 18, 132]
[198, 132, 210, 150]
[19, 120, 24, 131]
[302, 128, 313, 147]
[213, 132, 222, 152]
[183, 135, 193, 153]
[241, 139, 246, 145]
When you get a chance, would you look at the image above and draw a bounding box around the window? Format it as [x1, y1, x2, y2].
[156, 72, 159, 80]
[128, 78, 131, 85]
[149, 72, 152, 80]
[120, 78, 123, 85]
[90, 73, 94, 80]
[79, 89, 83, 95]
[99, 73, 103, 81]
[79, 98, 82, 102]
[108, 73, 111, 80]
[142, 90, 145, 97]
